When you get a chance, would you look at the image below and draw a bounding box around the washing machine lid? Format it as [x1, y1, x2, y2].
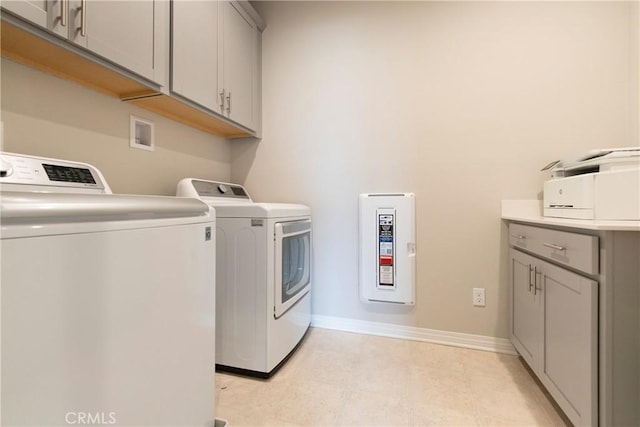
[0, 156, 214, 238]
[1, 191, 213, 238]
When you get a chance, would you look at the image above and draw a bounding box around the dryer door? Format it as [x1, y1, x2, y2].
[274, 219, 311, 318]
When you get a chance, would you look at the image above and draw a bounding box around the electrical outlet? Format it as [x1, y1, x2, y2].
[473, 288, 486, 307]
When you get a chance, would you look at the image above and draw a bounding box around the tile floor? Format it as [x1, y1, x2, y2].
[215, 328, 570, 427]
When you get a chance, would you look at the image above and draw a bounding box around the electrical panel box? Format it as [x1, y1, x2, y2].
[359, 193, 415, 304]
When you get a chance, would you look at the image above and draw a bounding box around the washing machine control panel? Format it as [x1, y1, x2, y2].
[0, 153, 107, 191]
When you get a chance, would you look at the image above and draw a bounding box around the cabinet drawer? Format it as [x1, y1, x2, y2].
[509, 223, 598, 275]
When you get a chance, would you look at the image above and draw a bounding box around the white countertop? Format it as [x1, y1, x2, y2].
[501, 200, 640, 231]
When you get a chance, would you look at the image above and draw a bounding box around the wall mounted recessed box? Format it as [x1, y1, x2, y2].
[543, 147, 640, 220]
[130, 115, 155, 151]
[359, 193, 415, 305]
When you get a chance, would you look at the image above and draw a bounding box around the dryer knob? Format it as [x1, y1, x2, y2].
[0, 157, 13, 178]
[218, 184, 229, 194]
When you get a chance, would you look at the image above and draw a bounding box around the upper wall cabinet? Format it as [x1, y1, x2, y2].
[171, 1, 260, 133]
[0, 1, 51, 32]
[171, 1, 219, 113]
[221, 1, 258, 131]
[72, 1, 164, 84]
[2, 0, 166, 86]
[1, 0, 263, 138]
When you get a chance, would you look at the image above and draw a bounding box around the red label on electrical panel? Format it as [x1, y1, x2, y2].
[379, 256, 393, 265]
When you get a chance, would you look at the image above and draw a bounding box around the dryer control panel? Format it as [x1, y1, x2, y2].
[177, 178, 251, 201]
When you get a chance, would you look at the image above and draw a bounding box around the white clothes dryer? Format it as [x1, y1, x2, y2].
[177, 178, 311, 378]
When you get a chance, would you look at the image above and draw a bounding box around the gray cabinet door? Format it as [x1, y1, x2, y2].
[171, 0, 220, 112]
[510, 249, 543, 371]
[2, 0, 47, 27]
[68, 0, 159, 82]
[2, 0, 67, 37]
[538, 258, 597, 427]
[222, 1, 256, 130]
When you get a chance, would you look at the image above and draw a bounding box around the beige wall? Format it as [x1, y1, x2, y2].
[1, 1, 636, 340]
[631, 0, 640, 145]
[1, 58, 231, 195]
[233, 1, 637, 338]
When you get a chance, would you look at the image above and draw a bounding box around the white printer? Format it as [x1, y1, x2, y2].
[542, 147, 640, 220]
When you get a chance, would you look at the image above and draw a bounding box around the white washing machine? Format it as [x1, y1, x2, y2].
[1, 153, 217, 426]
[177, 178, 311, 378]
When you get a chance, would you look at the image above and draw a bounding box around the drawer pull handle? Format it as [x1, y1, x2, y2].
[544, 243, 566, 252]
[533, 266, 538, 295]
[511, 234, 526, 240]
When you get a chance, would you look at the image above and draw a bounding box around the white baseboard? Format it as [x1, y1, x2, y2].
[311, 314, 517, 355]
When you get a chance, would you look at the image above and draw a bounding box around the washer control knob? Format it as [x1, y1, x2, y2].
[0, 157, 13, 178]
[218, 184, 229, 194]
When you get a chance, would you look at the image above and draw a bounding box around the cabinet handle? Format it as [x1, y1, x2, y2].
[80, 0, 87, 36]
[543, 242, 566, 252]
[533, 266, 538, 295]
[528, 264, 533, 292]
[511, 234, 526, 240]
[226, 92, 231, 115]
[219, 90, 225, 112]
[59, 0, 67, 27]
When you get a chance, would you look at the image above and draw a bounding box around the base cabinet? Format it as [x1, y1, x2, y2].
[538, 257, 598, 426]
[510, 249, 543, 371]
[510, 224, 598, 426]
